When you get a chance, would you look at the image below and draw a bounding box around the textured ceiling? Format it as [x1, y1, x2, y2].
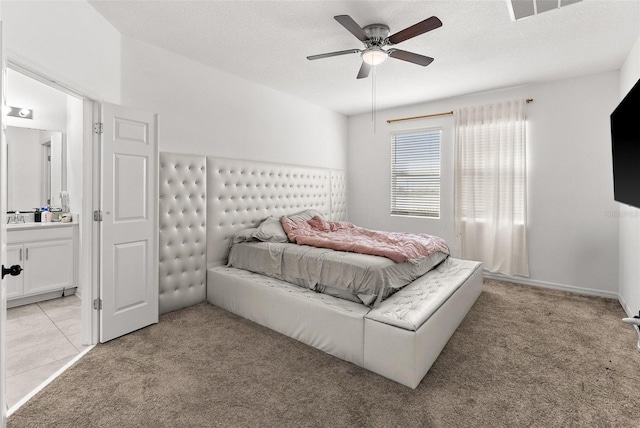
[89, 0, 640, 116]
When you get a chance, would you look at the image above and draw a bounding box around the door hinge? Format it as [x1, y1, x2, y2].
[93, 298, 102, 310]
[93, 210, 103, 222]
[93, 122, 104, 134]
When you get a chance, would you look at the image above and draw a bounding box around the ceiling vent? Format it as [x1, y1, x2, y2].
[508, 0, 582, 21]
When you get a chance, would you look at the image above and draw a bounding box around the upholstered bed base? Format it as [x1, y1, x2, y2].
[155, 153, 485, 388]
[364, 262, 483, 388]
[207, 266, 370, 366]
[207, 258, 483, 389]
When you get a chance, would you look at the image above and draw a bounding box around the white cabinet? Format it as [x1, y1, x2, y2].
[6, 244, 23, 300]
[6, 224, 77, 306]
[24, 240, 74, 295]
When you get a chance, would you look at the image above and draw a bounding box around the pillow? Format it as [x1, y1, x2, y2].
[281, 210, 326, 243]
[284, 209, 325, 223]
[253, 217, 289, 243]
[231, 228, 258, 244]
[307, 215, 332, 231]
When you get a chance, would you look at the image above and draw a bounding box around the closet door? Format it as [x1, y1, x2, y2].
[99, 103, 158, 342]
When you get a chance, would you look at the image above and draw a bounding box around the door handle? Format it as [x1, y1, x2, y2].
[2, 264, 23, 279]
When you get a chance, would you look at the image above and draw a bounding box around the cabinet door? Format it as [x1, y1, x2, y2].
[6, 244, 24, 299]
[23, 239, 74, 296]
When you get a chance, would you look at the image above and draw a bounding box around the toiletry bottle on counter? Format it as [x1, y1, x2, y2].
[34, 208, 41, 222]
[41, 207, 49, 222]
[60, 191, 70, 213]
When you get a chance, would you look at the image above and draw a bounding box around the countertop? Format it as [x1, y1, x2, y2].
[7, 221, 78, 230]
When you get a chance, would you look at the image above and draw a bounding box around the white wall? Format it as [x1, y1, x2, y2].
[2, 0, 121, 103]
[120, 37, 347, 170]
[6, 69, 67, 131]
[618, 35, 640, 316]
[349, 71, 620, 296]
[349, 113, 456, 244]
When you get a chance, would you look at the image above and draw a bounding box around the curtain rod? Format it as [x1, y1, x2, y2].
[386, 98, 534, 124]
[386, 111, 453, 124]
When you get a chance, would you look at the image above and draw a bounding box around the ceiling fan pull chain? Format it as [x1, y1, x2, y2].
[372, 65, 377, 134]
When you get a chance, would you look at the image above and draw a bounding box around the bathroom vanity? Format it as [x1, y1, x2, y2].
[6, 222, 78, 308]
[4, 123, 79, 307]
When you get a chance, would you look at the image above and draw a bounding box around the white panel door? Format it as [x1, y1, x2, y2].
[0, 21, 8, 427]
[100, 103, 158, 342]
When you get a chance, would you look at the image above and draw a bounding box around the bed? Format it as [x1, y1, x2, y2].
[227, 238, 448, 306]
[199, 156, 483, 389]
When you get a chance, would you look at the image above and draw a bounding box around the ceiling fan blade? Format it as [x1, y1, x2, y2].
[388, 16, 442, 45]
[356, 62, 371, 79]
[388, 49, 434, 66]
[307, 49, 361, 61]
[334, 15, 368, 42]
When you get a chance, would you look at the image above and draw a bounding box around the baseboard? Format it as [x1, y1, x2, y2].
[63, 287, 78, 297]
[482, 271, 619, 300]
[618, 293, 636, 318]
[7, 289, 65, 309]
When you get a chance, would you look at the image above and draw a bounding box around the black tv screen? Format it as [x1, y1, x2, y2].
[612, 77, 640, 208]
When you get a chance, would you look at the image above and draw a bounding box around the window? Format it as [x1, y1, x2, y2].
[390, 129, 441, 218]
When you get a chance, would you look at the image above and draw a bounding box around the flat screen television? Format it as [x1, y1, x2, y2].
[611, 77, 640, 209]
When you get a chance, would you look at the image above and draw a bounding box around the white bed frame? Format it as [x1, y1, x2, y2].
[202, 156, 483, 389]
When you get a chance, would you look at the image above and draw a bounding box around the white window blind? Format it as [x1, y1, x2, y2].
[390, 129, 442, 218]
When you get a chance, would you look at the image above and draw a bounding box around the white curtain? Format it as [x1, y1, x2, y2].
[454, 99, 529, 276]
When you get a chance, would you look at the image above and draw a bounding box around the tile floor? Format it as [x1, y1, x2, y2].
[6, 295, 87, 409]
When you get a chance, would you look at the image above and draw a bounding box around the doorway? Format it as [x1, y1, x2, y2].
[4, 65, 93, 411]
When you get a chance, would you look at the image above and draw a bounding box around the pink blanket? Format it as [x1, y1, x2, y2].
[281, 216, 449, 263]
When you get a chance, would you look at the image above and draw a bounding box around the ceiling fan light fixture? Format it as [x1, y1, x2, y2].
[362, 47, 388, 66]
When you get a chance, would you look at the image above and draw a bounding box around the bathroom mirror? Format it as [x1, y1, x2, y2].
[6, 126, 66, 212]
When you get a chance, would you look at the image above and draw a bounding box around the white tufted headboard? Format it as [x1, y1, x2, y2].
[330, 170, 347, 222]
[159, 153, 207, 314]
[158, 154, 347, 312]
[206, 156, 346, 266]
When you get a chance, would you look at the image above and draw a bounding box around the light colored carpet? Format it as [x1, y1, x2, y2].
[8, 280, 640, 427]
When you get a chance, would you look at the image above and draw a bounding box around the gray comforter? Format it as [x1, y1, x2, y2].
[227, 242, 447, 307]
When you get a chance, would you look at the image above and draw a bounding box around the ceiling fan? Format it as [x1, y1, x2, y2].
[307, 15, 443, 79]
